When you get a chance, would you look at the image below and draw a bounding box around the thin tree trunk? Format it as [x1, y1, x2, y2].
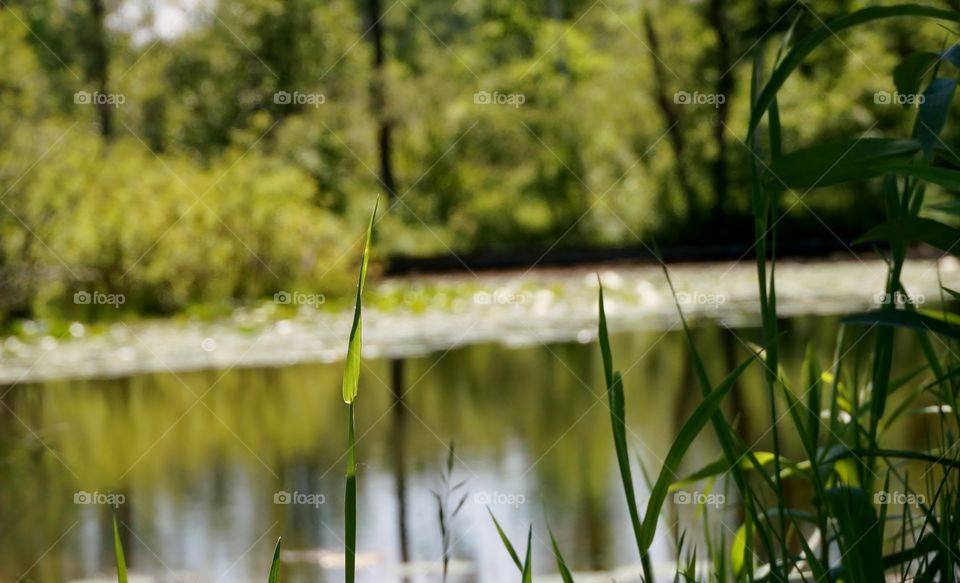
[641, 12, 698, 220]
[367, 0, 397, 200]
[390, 359, 410, 580]
[90, 0, 112, 142]
[707, 0, 731, 220]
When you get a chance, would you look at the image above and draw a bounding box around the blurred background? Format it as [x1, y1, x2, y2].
[1, 1, 960, 582]
[0, 0, 955, 322]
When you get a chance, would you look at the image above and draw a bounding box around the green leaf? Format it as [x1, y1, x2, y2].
[826, 487, 884, 583]
[639, 356, 755, 550]
[844, 309, 960, 341]
[731, 523, 747, 578]
[342, 197, 379, 404]
[521, 526, 533, 583]
[488, 508, 523, 572]
[894, 52, 940, 100]
[598, 284, 644, 557]
[345, 404, 357, 583]
[268, 537, 282, 583]
[917, 78, 958, 153]
[547, 522, 575, 583]
[113, 516, 128, 583]
[668, 452, 779, 492]
[856, 216, 960, 255]
[882, 164, 960, 191]
[749, 5, 960, 137]
[764, 139, 920, 190]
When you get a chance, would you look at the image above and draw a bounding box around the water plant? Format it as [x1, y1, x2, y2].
[485, 4, 960, 581]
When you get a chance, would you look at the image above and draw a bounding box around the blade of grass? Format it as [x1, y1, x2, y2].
[268, 537, 282, 583]
[343, 198, 379, 583]
[547, 521, 575, 583]
[342, 196, 379, 405]
[748, 4, 960, 137]
[597, 281, 650, 581]
[113, 516, 127, 583]
[639, 356, 755, 550]
[488, 508, 523, 572]
[521, 526, 533, 583]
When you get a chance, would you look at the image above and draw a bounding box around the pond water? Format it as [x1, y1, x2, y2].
[0, 259, 955, 582]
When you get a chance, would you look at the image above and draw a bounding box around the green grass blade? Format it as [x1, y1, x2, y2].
[488, 508, 523, 572]
[113, 516, 128, 583]
[547, 521, 575, 583]
[765, 138, 920, 190]
[639, 356, 755, 550]
[598, 283, 648, 577]
[342, 197, 379, 404]
[748, 4, 960, 137]
[268, 537, 282, 583]
[856, 216, 960, 256]
[345, 403, 357, 583]
[883, 164, 960, 191]
[521, 526, 533, 583]
[843, 309, 960, 341]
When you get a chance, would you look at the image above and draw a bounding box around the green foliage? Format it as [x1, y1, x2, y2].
[2, 0, 955, 325]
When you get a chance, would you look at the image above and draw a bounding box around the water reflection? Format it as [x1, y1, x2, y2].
[0, 316, 933, 582]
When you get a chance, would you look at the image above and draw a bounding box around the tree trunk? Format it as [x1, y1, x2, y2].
[89, 0, 112, 142]
[707, 0, 731, 220]
[642, 12, 698, 219]
[367, 0, 397, 200]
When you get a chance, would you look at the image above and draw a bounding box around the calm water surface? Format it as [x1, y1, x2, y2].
[0, 314, 937, 582]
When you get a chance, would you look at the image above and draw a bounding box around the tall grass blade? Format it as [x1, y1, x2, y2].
[639, 356, 755, 550]
[488, 508, 523, 572]
[343, 198, 379, 583]
[112, 516, 128, 583]
[521, 526, 533, 583]
[346, 403, 357, 583]
[342, 196, 380, 404]
[597, 282, 649, 579]
[268, 537, 282, 583]
[748, 4, 960, 137]
[547, 521, 575, 583]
